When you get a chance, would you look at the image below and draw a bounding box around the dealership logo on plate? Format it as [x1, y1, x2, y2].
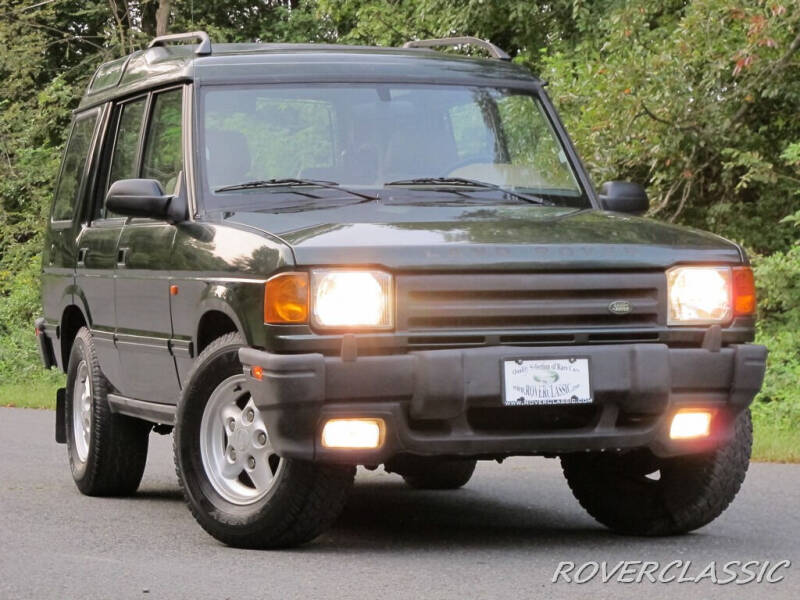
[533, 370, 560, 384]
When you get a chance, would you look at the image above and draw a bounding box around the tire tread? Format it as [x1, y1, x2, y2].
[68, 327, 150, 496]
[561, 410, 752, 536]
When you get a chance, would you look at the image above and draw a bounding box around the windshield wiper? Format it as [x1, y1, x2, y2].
[384, 177, 553, 206]
[214, 178, 378, 202]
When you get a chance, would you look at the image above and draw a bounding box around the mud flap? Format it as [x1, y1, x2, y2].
[55, 387, 66, 444]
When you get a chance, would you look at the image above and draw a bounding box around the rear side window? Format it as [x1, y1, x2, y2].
[142, 89, 183, 194]
[52, 113, 98, 221]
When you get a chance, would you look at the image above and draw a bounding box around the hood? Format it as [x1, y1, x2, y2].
[223, 203, 742, 271]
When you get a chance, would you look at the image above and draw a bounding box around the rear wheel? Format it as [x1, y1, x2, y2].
[65, 327, 150, 496]
[561, 410, 752, 535]
[386, 455, 477, 490]
[174, 333, 354, 548]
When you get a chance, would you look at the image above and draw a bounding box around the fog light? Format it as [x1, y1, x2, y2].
[670, 410, 713, 440]
[321, 418, 384, 449]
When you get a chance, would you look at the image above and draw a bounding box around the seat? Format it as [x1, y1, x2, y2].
[205, 129, 251, 189]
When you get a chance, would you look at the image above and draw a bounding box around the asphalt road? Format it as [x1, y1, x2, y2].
[1, 406, 798, 600]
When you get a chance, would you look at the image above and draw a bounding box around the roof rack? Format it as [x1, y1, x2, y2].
[402, 36, 510, 61]
[148, 31, 212, 55]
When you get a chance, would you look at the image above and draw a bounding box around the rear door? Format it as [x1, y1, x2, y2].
[42, 108, 102, 370]
[114, 87, 183, 403]
[74, 96, 147, 388]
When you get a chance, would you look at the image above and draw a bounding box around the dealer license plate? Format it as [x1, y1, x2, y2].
[502, 358, 592, 406]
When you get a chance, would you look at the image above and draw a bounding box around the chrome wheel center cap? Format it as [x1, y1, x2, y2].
[231, 427, 249, 452]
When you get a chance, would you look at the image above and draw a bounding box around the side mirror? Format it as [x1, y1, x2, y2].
[599, 181, 649, 215]
[106, 179, 173, 220]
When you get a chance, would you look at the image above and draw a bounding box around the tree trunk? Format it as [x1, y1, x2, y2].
[156, 0, 171, 36]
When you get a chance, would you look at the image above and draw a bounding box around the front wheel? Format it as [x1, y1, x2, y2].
[561, 410, 752, 536]
[174, 333, 354, 548]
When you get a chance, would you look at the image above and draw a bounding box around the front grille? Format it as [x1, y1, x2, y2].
[396, 272, 666, 334]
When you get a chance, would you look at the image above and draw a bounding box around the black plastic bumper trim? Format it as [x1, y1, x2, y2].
[35, 317, 57, 370]
[239, 343, 767, 464]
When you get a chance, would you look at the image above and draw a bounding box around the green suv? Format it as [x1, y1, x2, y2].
[36, 32, 767, 548]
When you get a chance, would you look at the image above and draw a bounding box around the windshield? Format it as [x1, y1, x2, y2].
[199, 84, 588, 210]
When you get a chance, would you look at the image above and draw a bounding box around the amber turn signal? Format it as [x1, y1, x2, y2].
[732, 266, 756, 316]
[265, 272, 309, 324]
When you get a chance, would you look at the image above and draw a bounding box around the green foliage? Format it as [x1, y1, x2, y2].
[751, 244, 800, 430]
[535, 0, 800, 254]
[0, 254, 61, 384]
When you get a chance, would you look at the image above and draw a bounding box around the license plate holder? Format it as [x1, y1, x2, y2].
[502, 357, 592, 406]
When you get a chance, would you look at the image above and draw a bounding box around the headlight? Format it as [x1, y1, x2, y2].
[667, 266, 732, 325]
[310, 269, 393, 329]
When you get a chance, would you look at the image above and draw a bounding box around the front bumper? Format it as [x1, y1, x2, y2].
[239, 343, 767, 465]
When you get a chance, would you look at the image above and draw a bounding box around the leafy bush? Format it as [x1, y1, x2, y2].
[751, 244, 800, 430]
[0, 253, 62, 385]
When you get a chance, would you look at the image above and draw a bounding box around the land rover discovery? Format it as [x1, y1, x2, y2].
[36, 32, 767, 548]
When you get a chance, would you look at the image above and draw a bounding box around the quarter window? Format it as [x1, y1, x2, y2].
[142, 89, 183, 194]
[52, 113, 98, 221]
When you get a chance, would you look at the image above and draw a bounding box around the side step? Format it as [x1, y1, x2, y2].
[107, 394, 176, 425]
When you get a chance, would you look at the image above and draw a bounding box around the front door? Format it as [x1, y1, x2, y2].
[114, 220, 179, 402]
[113, 87, 184, 403]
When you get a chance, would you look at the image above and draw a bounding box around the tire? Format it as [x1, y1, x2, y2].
[387, 455, 477, 490]
[65, 327, 150, 496]
[561, 410, 753, 536]
[174, 332, 355, 549]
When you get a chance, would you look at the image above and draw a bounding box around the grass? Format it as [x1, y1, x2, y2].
[0, 379, 63, 409]
[1, 378, 796, 463]
[751, 419, 800, 463]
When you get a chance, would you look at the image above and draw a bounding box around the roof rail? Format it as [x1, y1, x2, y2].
[148, 31, 212, 55]
[402, 36, 510, 61]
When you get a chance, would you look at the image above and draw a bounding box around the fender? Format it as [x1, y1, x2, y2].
[67, 284, 93, 329]
[194, 282, 258, 347]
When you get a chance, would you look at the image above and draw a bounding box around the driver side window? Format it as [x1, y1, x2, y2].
[104, 97, 147, 218]
[142, 88, 183, 194]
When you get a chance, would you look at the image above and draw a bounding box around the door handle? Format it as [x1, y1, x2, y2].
[117, 247, 129, 267]
[77, 247, 88, 266]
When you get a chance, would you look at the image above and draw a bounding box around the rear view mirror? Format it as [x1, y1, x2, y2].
[106, 179, 173, 220]
[599, 181, 649, 215]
